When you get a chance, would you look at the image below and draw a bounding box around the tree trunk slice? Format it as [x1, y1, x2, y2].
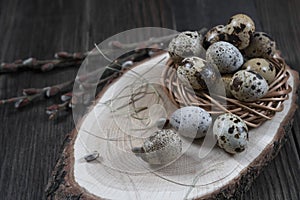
[46, 53, 299, 200]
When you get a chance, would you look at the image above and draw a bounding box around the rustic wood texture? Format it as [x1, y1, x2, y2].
[0, 0, 299, 199]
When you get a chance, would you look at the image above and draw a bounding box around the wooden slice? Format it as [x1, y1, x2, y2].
[46, 53, 299, 200]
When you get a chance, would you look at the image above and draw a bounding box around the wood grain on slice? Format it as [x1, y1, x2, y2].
[46, 53, 299, 200]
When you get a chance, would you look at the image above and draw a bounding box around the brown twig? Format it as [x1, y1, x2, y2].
[0, 52, 88, 73]
[0, 80, 74, 108]
[0, 48, 161, 103]
[46, 101, 70, 120]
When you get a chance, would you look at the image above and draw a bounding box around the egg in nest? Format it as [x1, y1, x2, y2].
[177, 56, 219, 90]
[230, 70, 269, 102]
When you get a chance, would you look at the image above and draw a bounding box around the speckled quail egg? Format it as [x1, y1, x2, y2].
[242, 58, 276, 84]
[225, 14, 255, 50]
[230, 70, 269, 102]
[202, 25, 228, 49]
[243, 32, 277, 59]
[177, 56, 219, 90]
[206, 41, 244, 74]
[221, 74, 234, 97]
[169, 106, 212, 139]
[132, 129, 182, 165]
[168, 31, 205, 63]
[213, 113, 248, 154]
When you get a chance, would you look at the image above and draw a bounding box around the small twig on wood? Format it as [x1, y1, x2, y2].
[46, 101, 70, 120]
[0, 80, 74, 108]
[0, 52, 88, 73]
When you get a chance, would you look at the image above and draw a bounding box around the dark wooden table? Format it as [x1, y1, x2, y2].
[0, 1, 299, 199]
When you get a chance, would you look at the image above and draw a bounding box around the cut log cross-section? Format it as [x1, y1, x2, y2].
[46, 53, 299, 200]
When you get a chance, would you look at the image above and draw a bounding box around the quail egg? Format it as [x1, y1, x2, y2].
[170, 106, 212, 139]
[213, 113, 248, 154]
[177, 57, 219, 90]
[168, 31, 205, 63]
[230, 70, 269, 102]
[221, 74, 234, 97]
[206, 41, 244, 74]
[132, 129, 182, 165]
[243, 32, 277, 59]
[225, 14, 255, 50]
[202, 25, 228, 49]
[242, 58, 276, 84]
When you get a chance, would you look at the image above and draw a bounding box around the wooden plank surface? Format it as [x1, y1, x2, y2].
[0, 0, 299, 199]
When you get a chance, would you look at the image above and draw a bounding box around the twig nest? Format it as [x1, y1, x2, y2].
[230, 70, 269, 102]
[168, 31, 205, 63]
[132, 129, 182, 165]
[221, 74, 234, 97]
[242, 58, 276, 84]
[243, 32, 277, 59]
[169, 106, 212, 139]
[225, 14, 255, 50]
[165, 13, 292, 129]
[202, 25, 227, 49]
[206, 41, 244, 73]
[213, 113, 248, 154]
[177, 57, 219, 90]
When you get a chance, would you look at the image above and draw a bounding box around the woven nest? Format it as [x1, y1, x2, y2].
[162, 55, 292, 128]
